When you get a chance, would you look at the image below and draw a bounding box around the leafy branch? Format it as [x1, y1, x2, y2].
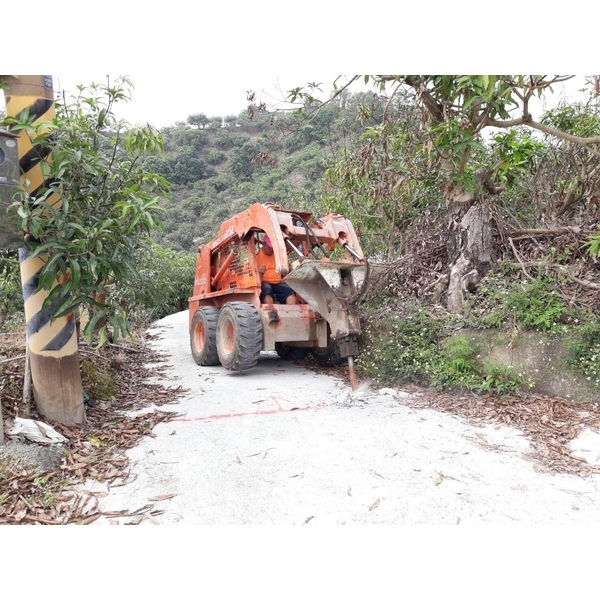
[1, 77, 170, 345]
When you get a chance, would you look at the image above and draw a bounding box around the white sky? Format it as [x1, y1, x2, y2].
[2, 4, 597, 129]
[2, 74, 594, 131]
[50, 73, 344, 128]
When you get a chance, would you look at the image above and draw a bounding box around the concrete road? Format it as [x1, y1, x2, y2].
[87, 310, 600, 525]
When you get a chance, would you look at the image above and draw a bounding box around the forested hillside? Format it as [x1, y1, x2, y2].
[145, 91, 379, 251]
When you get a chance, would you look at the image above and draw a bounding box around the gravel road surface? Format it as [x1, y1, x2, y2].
[86, 310, 600, 524]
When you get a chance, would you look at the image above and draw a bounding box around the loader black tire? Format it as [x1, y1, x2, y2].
[190, 306, 221, 366]
[275, 342, 294, 360]
[276, 343, 310, 361]
[216, 302, 263, 371]
[312, 331, 344, 366]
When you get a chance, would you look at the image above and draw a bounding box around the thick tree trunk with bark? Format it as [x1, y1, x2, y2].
[446, 201, 494, 312]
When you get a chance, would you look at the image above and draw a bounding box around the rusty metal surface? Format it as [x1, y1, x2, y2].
[283, 260, 367, 340]
[188, 203, 369, 386]
[260, 304, 327, 350]
[347, 356, 358, 391]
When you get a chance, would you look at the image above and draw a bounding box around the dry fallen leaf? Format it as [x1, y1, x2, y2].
[368, 498, 381, 511]
[79, 513, 101, 525]
[147, 493, 177, 502]
[262, 448, 275, 459]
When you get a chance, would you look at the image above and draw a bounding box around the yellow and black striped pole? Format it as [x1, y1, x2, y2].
[3, 75, 85, 425]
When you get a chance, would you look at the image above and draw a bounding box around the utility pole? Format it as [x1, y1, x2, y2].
[2, 75, 85, 425]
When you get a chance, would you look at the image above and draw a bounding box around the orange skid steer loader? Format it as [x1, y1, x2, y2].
[188, 202, 369, 388]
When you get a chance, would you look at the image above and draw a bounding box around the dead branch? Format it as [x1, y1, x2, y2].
[0, 354, 26, 365]
[507, 226, 583, 237]
[108, 343, 142, 354]
[509, 238, 534, 280]
[422, 273, 449, 296]
[78, 348, 111, 361]
[556, 180, 584, 218]
[570, 276, 600, 290]
[510, 262, 561, 269]
[507, 259, 600, 291]
[485, 116, 600, 158]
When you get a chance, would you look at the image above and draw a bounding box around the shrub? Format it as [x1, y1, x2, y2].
[480, 363, 524, 394]
[206, 151, 227, 166]
[358, 303, 442, 387]
[465, 270, 568, 332]
[504, 278, 567, 331]
[431, 336, 482, 390]
[565, 318, 600, 386]
[357, 293, 528, 394]
[112, 244, 196, 323]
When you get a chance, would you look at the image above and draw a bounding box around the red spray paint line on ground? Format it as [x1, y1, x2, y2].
[171, 404, 318, 423]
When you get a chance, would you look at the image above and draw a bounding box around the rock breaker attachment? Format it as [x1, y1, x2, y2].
[283, 259, 369, 390]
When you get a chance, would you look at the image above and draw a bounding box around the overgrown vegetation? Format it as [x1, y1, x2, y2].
[565, 320, 600, 386]
[358, 291, 524, 393]
[148, 97, 373, 251]
[0, 250, 22, 327]
[463, 270, 572, 333]
[4, 74, 600, 398]
[358, 267, 599, 393]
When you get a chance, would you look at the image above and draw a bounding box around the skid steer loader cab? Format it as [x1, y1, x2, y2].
[188, 202, 369, 386]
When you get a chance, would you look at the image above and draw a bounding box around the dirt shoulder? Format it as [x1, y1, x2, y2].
[0, 330, 185, 525]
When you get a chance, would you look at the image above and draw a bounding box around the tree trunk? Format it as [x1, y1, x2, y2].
[446, 202, 494, 312]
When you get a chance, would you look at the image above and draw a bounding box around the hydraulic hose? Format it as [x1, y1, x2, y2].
[291, 213, 330, 259]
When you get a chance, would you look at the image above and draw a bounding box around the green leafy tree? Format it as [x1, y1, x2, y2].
[143, 154, 174, 180]
[205, 150, 227, 166]
[169, 146, 211, 185]
[1, 76, 170, 345]
[224, 115, 238, 128]
[174, 127, 208, 151]
[0, 250, 21, 326]
[114, 243, 196, 319]
[227, 140, 260, 179]
[323, 95, 438, 260]
[187, 113, 210, 129]
[287, 75, 600, 311]
[208, 116, 223, 129]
